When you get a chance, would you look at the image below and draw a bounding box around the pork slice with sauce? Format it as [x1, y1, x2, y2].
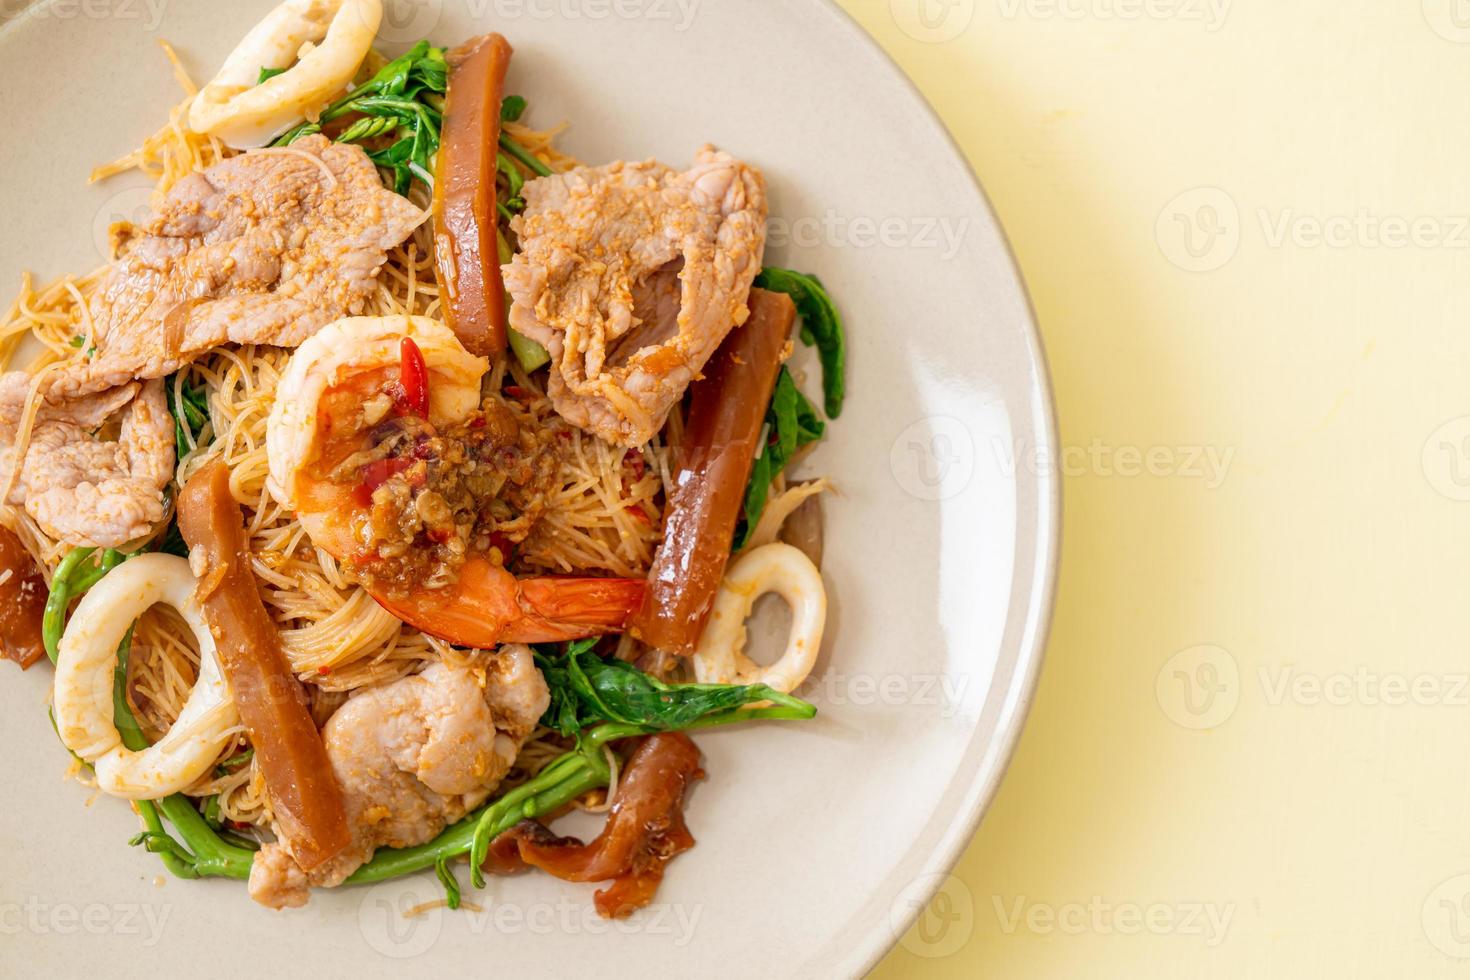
[504, 145, 767, 448]
[0, 372, 173, 548]
[50, 136, 427, 399]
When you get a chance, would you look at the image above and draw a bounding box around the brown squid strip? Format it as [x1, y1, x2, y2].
[178, 460, 350, 871]
[0, 525, 46, 669]
[487, 732, 703, 918]
[433, 33, 513, 357]
[628, 289, 796, 654]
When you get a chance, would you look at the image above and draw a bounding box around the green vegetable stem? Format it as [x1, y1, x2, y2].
[498, 130, 554, 179]
[43, 559, 816, 895]
[497, 227, 550, 372]
[166, 375, 210, 459]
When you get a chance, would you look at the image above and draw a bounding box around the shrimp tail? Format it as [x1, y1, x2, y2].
[505, 576, 648, 644]
[369, 557, 645, 648]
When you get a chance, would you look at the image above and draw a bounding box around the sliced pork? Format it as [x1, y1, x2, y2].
[0, 373, 173, 548]
[51, 135, 426, 398]
[247, 646, 550, 909]
[504, 145, 767, 448]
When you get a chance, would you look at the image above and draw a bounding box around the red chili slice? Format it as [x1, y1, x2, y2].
[399, 336, 430, 417]
[487, 531, 517, 558]
[353, 457, 414, 506]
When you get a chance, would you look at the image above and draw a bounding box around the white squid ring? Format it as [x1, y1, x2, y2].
[53, 554, 239, 800]
[692, 543, 826, 693]
[188, 0, 383, 148]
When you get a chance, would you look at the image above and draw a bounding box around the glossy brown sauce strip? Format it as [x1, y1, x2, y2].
[433, 33, 512, 357]
[0, 526, 47, 669]
[629, 289, 796, 654]
[178, 460, 350, 870]
[487, 732, 703, 918]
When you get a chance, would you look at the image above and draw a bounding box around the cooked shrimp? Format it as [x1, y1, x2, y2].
[266, 314, 489, 554]
[0, 376, 174, 548]
[266, 315, 646, 646]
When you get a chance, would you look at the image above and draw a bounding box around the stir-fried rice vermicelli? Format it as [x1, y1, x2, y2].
[0, 47, 655, 829]
[0, 7, 846, 914]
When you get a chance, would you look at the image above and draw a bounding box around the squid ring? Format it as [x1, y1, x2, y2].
[53, 554, 238, 800]
[692, 543, 826, 693]
[188, 0, 383, 149]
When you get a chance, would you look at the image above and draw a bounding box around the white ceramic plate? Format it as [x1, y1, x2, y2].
[0, 1, 1057, 976]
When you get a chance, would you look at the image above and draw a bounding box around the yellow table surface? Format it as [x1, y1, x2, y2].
[849, 1, 1470, 976]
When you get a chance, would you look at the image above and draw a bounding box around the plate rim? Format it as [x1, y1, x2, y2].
[802, 2, 1061, 973]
